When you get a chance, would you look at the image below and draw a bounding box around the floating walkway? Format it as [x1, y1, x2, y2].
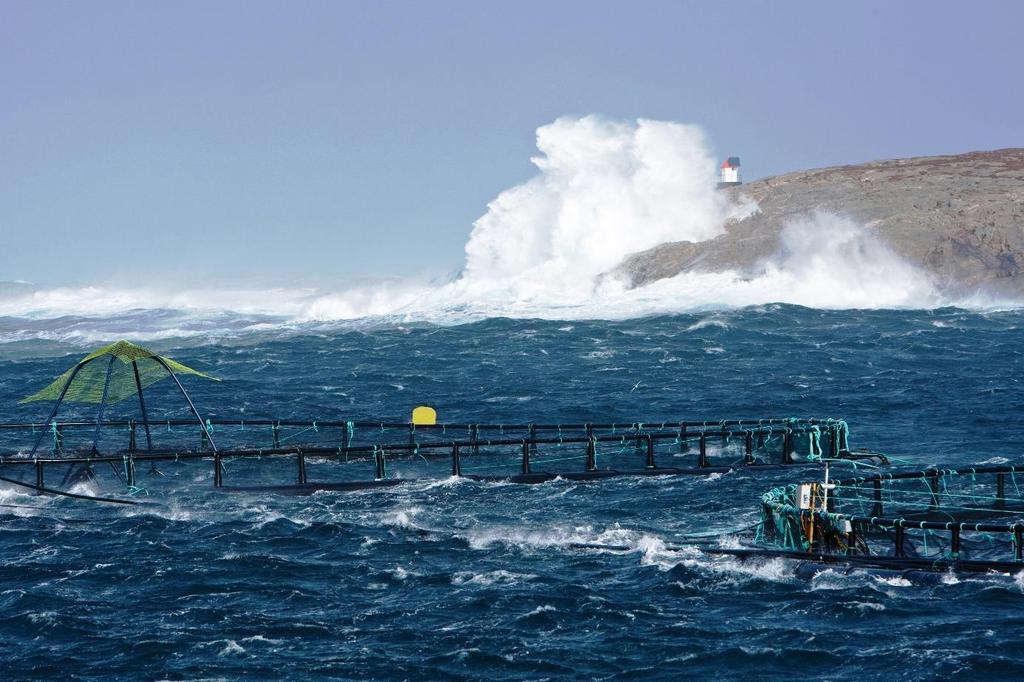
[8, 340, 1019, 579]
[0, 341, 881, 500]
[0, 416, 875, 499]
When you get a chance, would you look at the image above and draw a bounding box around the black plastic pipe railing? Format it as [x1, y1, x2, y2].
[0, 416, 837, 431]
[0, 424, 873, 495]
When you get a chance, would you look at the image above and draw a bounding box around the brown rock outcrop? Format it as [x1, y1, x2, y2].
[618, 149, 1024, 297]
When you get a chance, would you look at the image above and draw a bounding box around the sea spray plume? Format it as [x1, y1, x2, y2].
[615, 213, 942, 313]
[760, 212, 939, 309]
[300, 116, 754, 319]
[0, 116, 979, 329]
[0, 217, 954, 326]
[461, 115, 755, 297]
[0, 284, 316, 318]
[306, 230, 980, 316]
[301, 276, 442, 321]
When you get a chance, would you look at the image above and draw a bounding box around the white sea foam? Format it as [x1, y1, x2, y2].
[1, 115, 1017, 343]
[873, 575, 913, 588]
[809, 568, 857, 591]
[27, 611, 61, 627]
[388, 565, 419, 581]
[457, 520, 796, 586]
[685, 317, 730, 332]
[450, 570, 536, 586]
[641, 543, 797, 585]
[241, 634, 284, 646]
[216, 639, 246, 657]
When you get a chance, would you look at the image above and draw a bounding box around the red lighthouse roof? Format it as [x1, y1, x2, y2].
[721, 156, 741, 169]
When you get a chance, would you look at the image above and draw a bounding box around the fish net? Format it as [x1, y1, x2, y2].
[20, 340, 216, 405]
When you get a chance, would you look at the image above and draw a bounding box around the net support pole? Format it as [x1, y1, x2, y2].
[698, 434, 708, 468]
[996, 473, 1006, 510]
[29, 360, 89, 457]
[213, 451, 223, 487]
[450, 444, 461, 477]
[927, 469, 940, 510]
[91, 355, 116, 454]
[585, 424, 596, 471]
[872, 479, 884, 517]
[645, 434, 656, 469]
[152, 356, 217, 452]
[521, 440, 530, 474]
[132, 361, 153, 451]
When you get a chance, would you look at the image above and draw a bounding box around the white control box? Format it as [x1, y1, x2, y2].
[798, 484, 812, 509]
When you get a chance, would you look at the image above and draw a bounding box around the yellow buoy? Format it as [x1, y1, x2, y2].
[411, 405, 437, 425]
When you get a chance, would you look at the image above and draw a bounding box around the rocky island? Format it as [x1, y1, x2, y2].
[617, 148, 1024, 298]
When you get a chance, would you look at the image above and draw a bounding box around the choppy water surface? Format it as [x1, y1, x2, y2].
[2, 306, 1024, 679]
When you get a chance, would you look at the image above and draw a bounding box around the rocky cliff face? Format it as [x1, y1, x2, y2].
[617, 149, 1024, 297]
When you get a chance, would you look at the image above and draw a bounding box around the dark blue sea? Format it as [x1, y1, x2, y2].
[2, 306, 1024, 679]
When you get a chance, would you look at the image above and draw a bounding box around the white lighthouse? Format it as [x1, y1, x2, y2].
[718, 157, 741, 188]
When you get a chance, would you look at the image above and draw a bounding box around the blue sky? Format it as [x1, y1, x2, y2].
[1, 1, 1020, 285]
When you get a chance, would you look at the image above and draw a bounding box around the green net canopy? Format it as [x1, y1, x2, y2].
[21, 340, 218, 405]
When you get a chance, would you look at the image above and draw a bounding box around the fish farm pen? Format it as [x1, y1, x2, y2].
[11, 339, 1024, 579]
[0, 342, 883, 502]
[752, 465, 1024, 574]
[0, 416, 874, 498]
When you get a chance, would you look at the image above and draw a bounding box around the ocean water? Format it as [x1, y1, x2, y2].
[2, 305, 1024, 679]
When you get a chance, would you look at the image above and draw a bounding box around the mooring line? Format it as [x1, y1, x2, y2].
[0, 474, 138, 505]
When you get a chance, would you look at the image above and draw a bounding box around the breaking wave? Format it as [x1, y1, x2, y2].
[0, 115, 1015, 343]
